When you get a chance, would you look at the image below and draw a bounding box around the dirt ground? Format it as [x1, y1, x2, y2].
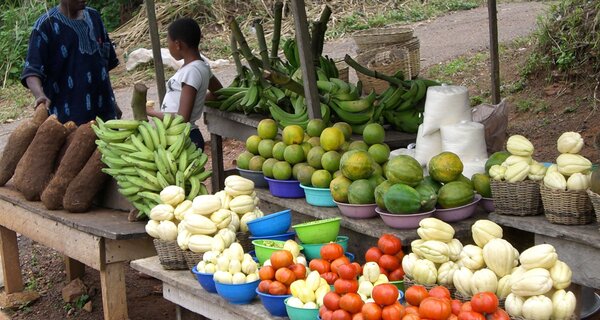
[10, 2, 600, 320]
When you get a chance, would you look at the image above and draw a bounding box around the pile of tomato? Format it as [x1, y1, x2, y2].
[309, 243, 362, 285]
[403, 285, 510, 320]
[257, 250, 307, 295]
[364, 234, 405, 281]
[319, 283, 403, 320]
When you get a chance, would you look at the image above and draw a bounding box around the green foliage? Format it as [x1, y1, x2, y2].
[87, 0, 143, 32]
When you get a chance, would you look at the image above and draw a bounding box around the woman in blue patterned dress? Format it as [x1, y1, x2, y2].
[21, 0, 119, 125]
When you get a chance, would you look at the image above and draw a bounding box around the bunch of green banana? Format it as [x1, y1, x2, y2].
[376, 78, 440, 112]
[268, 96, 331, 129]
[282, 38, 300, 72]
[318, 56, 340, 79]
[92, 114, 211, 218]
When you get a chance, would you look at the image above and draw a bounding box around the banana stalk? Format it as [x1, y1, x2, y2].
[228, 17, 265, 85]
[253, 19, 271, 71]
[315, 5, 332, 57]
[344, 54, 404, 87]
[270, 1, 284, 61]
[230, 34, 245, 83]
[263, 70, 305, 96]
[310, 21, 324, 67]
[131, 83, 148, 121]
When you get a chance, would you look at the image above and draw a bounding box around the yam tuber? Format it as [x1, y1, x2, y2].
[63, 149, 109, 213]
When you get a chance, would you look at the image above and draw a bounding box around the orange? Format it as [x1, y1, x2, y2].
[320, 127, 345, 151]
[282, 125, 305, 145]
[257, 119, 278, 139]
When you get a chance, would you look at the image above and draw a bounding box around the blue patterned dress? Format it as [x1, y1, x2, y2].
[21, 6, 118, 125]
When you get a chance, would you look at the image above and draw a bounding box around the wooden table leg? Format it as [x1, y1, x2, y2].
[64, 256, 85, 281]
[0, 225, 23, 293]
[100, 262, 128, 320]
[211, 133, 224, 192]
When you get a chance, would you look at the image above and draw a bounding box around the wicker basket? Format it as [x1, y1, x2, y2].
[356, 45, 411, 94]
[490, 180, 543, 216]
[587, 190, 600, 224]
[335, 61, 350, 83]
[403, 276, 457, 298]
[237, 231, 254, 253]
[540, 184, 594, 225]
[353, 27, 414, 53]
[404, 37, 421, 78]
[183, 250, 204, 270]
[153, 239, 188, 270]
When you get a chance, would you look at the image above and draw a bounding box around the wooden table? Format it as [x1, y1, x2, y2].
[131, 256, 279, 320]
[203, 108, 417, 192]
[0, 186, 156, 320]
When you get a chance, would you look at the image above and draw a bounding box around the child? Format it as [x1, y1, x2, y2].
[146, 18, 222, 151]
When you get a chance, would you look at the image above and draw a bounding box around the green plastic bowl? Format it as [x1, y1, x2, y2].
[300, 236, 349, 261]
[252, 239, 303, 265]
[390, 280, 405, 293]
[292, 217, 341, 244]
[284, 297, 319, 320]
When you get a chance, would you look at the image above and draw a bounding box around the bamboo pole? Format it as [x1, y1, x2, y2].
[270, 1, 284, 60]
[145, 0, 166, 105]
[254, 20, 272, 70]
[228, 17, 266, 85]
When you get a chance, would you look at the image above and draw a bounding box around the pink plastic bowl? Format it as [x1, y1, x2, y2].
[479, 197, 495, 212]
[334, 201, 378, 219]
[375, 207, 435, 229]
[434, 194, 482, 222]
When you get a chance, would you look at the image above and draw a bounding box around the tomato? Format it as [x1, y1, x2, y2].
[388, 267, 405, 281]
[270, 250, 293, 269]
[309, 259, 331, 274]
[289, 263, 307, 280]
[352, 313, 365, 320]
[428, 286, 451, 300]
[382, 301, 405, 320]
[322, 272, 340, 285]
[404, 306, 419, 315]
[334, 279, 359, 294]
[448, 315, 458, 320]
[320, 305, 329, 317]
[321, 243, 345, 261]
[379, 266, 389, 277]
[371, 283, 399, 306]
[337, 263, 359, 280]
[460, 302, 473, 313]
[487, 309, 510, 320]
[351, 262, 362, 276]
[322, 310, 334, 320]
[331, 256, 351, 274]
[339, 293, 364, 314]
[402, 314, 421, 320]
[258, 280, 272, 293]
[418, 297, 452, 320]
[361, 302, 383, 320]
[378, 254, 400, 271]
[457, 311, 485, 320]
[405, 285, 429, 306]
[268, 280, 287, 295]
[324, 291, 342, 310]
[275, 267, 296, 286]
[470, 292, 499, 314]
[259, 265, 275, 280]
[451, 299, 463, 315]
[378, 234, 402, 255]
[365, 247, 383, 263]
[395, 250, 405, 262]
[332, 309, 352, 320]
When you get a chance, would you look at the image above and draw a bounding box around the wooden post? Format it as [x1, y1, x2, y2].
[64, 256, 86, 281]
[100, 262, 128, 320]
[210, 133, 224, 192]
[290, 0, 321, 119]
[487, 0, 501, 104]
[0, 226, 23, 293]
[145, 0, 167, 105]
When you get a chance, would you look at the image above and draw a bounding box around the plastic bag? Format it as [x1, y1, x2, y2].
[472, 99, 509, 154]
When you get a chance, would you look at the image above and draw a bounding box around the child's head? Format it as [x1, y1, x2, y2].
[167, 18, 201, 58]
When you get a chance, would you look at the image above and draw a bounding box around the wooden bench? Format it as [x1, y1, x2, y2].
[0, 186, 155, 320]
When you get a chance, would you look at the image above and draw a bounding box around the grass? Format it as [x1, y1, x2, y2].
[0, 85, 32, 122]
[425, 52, 489, 84]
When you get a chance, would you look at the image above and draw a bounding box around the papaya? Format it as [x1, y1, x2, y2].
[428, 151, 464, 183]
[374, 180, 394, 210]
[472, 173, 492, 198]
[485, 151, 510, 174]
[415, 181, 438, 211]
[368, 174, 386, 189]
[422, 176, 442, 193]
[437, 181, 475, 209]
[330, 175, 352, 203]
[348, 179, 376, 204]
[454, 174, 474, 190]
[384, 155, 423, 187]
[383, 183, 422, 214]
[340, 150, 375, 181]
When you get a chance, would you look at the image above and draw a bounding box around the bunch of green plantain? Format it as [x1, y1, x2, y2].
[268, 95, 331, 129]
[92, 114, 211, 217]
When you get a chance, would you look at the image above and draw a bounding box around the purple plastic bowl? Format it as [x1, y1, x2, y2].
[434, 194, 482, 222]
[264, 177, 305, 198]
[376, 207, 435, 229]
[480, 197, 495, 212]
[334, 201, 378, 219]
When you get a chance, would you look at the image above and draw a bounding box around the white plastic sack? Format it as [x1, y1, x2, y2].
[414, 125, 442, 167]
[462, 159, 487, 179]
[390, 144, 416, 159]
[421, 85, 472, 135]
[126, 48, 229, 71]
[440, 121, 488, 162]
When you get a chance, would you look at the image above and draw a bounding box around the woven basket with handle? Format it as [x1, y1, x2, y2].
[353, 27, 414, 53]
[490, 180, 543, 216]
[403, 37, 421, 78]
[183, 250, 205, 270]
[356, 45, 411, 94]
[587, 190, 600, 226]
[153, 239, 188, 270]
[540, 184, 594, 225]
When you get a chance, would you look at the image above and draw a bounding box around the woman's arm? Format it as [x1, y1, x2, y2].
[177, 84, 198, 122]
[145, 105, 164, 120]
[205, 75, 223, 101]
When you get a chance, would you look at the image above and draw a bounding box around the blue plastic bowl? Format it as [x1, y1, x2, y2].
[345, 252, 355, 262]
[247, 250, 259, 263]
[264, 177, 305, 198]
[256, 289, 291, 317]
[214, 279, 260, 304]
[300, 184, 336, 207]
[246, 209, 292, 237]
[191, 266, 217, 293]
[237, 167, 268, 188]
[249, 231, 296, 242]
[300, 236, 350, 261]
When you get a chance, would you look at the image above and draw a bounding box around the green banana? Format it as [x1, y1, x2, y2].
[122, 155, 158, 171]
[103, 119, 140, 130]
[333, 91, 377, 113]
[167, 134, 185, 158]
[152, 117, 167, 148]
[178, 149, 188, 173]
[413, 79, 427, 102]
[168, 115, 185, 129]
[137, 124, 155, 151]
[219, 91, 246, 111]
[329, 78, 351, 94]
[316, 81, 339, 94]
[186, 175, 201, 200]
[92, 125, 134, 143]
[396, 97, 414, 111]
[119, 186, 142, 197]
[155, 148, 170, 176]
[129, 151, 154, 162]
[102, 155, 128, 169]
[135, 168, 161, 187]
[166, 123, 186, 135]
[215, 86, 247, 97]
[138, 191, 162, 204]
[127, 176, 161, 192]
[156, 172, 170, 189]
[329, 100, 374, 125]
[162, 113, 172, 129]
[111, 142, 138, 154]
[165, 150, 178, 174]
[382, 86, 407, 110]
[401, 81, 418, 100]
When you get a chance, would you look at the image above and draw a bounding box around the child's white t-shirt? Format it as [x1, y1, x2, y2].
[161, 59, 212, 129]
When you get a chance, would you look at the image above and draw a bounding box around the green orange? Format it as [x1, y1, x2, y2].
[245, 135, 261, 154]
[320, 127, 345, 151]
[282, 125, 305, 145]
[257, 119, 278, 139]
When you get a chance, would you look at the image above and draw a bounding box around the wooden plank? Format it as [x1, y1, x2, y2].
[104, 238, 156, 264]
[0, 186, 148, 240]
[256, 189, 484, 244]
[0, 226, 22, 293]
[290, 0, 321, 119]
[204, 111, 261, 142]
[210, 133, 225, 192]
[100, 262, 128, 320]
[64, 256, 86, 281]
[0, 200, 102, 269]
[131, 257, 278, 320]
[145, 0, 166, 104]
[204, 108, 264, 132]
[488, 213, 600, 250]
